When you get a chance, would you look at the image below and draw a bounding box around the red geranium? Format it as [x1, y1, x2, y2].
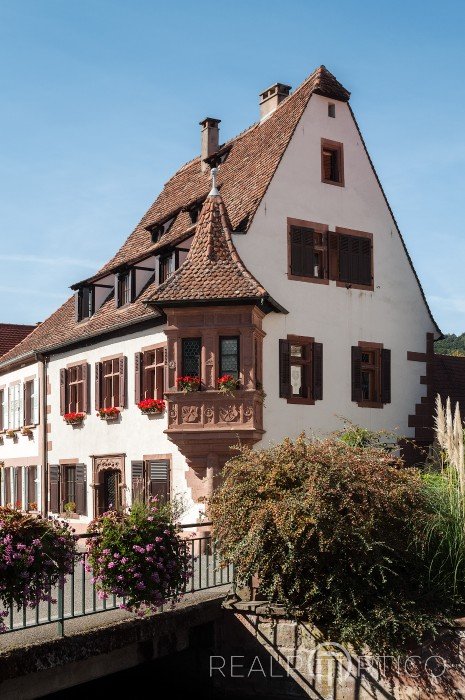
[137, 398, 166, 413]
[217, 374, 238, 393]
[176, 376, 201, 392]
[97, 407, 120, 418]
[63, 412, 85, 424]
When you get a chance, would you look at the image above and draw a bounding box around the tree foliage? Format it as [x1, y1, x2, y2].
[435, 333, 465, 356]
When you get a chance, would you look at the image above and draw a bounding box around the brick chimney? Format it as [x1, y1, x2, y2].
[259, 83, 291, 120]
[200, 117, 221, 173]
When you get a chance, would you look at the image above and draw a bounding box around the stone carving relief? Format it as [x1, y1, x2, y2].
[182, 405, 200, 423]
[219, 405, 239, 423]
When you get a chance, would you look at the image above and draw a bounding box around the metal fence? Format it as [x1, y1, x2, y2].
[2, 522, 233, 637]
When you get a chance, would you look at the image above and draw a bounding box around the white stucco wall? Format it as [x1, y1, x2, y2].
[234, 93, 436, 443]
[0, 360, 42, 508]
[47, 325, 199, 525]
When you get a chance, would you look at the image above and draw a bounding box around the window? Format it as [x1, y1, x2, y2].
[3, 468, 11, 506]
[182, 338, 201, 377]
[13, 467, 22, 510]
[159, 254, 173, 284]
[60, 364, 88, 415]
[351, 345, 391, 407]
[289, 225, 327, 280]
[131, 459, 170, 505]
[24, 380, 34, 425]
[0, 389, 5, 430]
[26, 465, 37, 510]
[219, 337, 240, 380]
[279, 336, 323, 404]
[115, 271, 132, 308]
[135, 347, 166, 402]
[49, 464, 87, 514]
[321, 139, 344, 186]
[328, 103, 336, 118]
[75, 285, 94, 322]
[338, 234, 372, 286]
[102, 358, 123, 408]
[8, 383, 21, 429]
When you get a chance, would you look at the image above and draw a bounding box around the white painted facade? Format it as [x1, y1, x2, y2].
[0, 360, 42, 509]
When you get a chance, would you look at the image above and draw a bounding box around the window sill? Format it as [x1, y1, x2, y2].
[287, 274, 329, 285]
[357, 401, 384, 409]
[336, 280, 374, 292]
[286, 397, 315, 405]
[321, 178, 344, 187]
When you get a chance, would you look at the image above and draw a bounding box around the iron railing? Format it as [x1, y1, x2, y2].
[2, 522, 233, 637]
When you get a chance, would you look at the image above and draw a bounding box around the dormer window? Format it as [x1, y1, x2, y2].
[188, 205, 201, 224]
[159, 254, 173, 284]
[115, 270, 135, 308]
[75, 285, 94, 322]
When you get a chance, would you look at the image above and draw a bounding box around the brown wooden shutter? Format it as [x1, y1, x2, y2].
[15, 467, 22, 508]
[119, 356, 126, 408]
[148, 461, 170, 503]
[74, 290, 82, 322]
[381, 349, 391, 404]
[4, 468, 11, 506]
[130, 268, 137, 302]
[49, 465, 60, 513]
[134, 352, 143, 404]
[95, 362, 102, 411]
[114, 274, 120, 308]
[328, 233, 339, 280]
[279, 340, 291, 398]
[82, 363, 89, 413]
[290, 226, 314, 277]
[75, 464, 87, 515]
[351, 346, 363, 402]
[59, 368, 67, 415]
[312, 342, 323, 400]
[322, 149, 332, 180]
[360, 238, 372, 286]
[339, 235, 351, 282]
[27, 466, 37, 508]
[131, 461, 145, 503]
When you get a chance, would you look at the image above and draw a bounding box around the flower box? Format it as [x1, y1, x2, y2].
[64, 412, 86, 425]
[97, 407, 120, 420]
[218, 374, 239, 395]
[137, 398, 166, 414]
[176, 376, 201, 393]
[21, 427, 33, 437]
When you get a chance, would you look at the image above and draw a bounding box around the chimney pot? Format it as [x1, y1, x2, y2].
[199, 117, 221, 172]
[259, 83, 291, 120]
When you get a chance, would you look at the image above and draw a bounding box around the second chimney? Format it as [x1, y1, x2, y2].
[259, 83, 291, 120]
[200, 117, 221, 172]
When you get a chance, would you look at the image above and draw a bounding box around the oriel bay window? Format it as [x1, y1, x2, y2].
[95, 357, 126, 409]
[135, 346, 166, 402]
[351, 343, 391, 407]
[279, 336, 323, 404]
[219, 336, 240, 380]
[60, 363, 89, 414]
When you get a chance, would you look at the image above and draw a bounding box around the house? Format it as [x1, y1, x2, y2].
[0, 66, 440, 523]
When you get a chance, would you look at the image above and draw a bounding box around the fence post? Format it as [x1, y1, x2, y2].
[57, 575, 65, 637]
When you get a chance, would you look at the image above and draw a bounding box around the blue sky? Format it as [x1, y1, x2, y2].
[0, 0, 464, 333]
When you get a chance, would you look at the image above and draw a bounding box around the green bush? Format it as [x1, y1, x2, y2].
[210, 436, 446, 654]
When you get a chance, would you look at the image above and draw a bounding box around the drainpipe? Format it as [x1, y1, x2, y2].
[36, 353, 48, 516]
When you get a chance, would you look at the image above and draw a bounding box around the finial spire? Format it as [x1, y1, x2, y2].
[209, 167, 219, 196]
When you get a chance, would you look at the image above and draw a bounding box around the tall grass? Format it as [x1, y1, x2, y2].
[421, 396, 465, 604]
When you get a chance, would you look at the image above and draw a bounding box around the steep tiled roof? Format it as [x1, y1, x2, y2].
[434, 354, 465, 416]
[0, 323, 36, 357]
[150, 192, 267, 306]
[85, 65, 349, 281]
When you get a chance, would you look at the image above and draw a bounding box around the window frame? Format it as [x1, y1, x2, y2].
[23, 379, 34, 426]
[181, 337, 202, 379]
[219, 336, 240, 380]
[102, 358, 121, 408]
[354, 341, 387, 409]
[142, 345, 166, 400]
[287, 218, 329, 285]
[321, 138, 344, 187]
[116, 272, 131, 308]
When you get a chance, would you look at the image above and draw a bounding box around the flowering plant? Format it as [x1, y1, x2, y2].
[137, 398, 166, 414]
[0, 508, 76, 632]
[64, 412, 85, 425]
[217, 374, 239, 395]
[87, 499, 191, 615]
[5, 430, 15, 439]
[97, 407, 120, 419]
[176, 376, 201, 393]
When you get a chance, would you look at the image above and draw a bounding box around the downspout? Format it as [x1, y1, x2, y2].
[36, 353, 48, 516]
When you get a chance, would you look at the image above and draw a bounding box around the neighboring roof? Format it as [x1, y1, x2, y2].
[82, 65, 350, 284]
[433, 354, 465, 415]
[149, 192, 268, 307]
[0, 323, 37, 357]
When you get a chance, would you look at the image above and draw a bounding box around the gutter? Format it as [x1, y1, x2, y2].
[36, 353, 48, 516]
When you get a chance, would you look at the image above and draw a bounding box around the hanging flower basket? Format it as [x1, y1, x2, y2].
[5, 430, 15, 439]
[217, 374, 239, 395]
[97, 407, 120, 420]
[0, 507, 76, 632]
[137, 398, 166, 415]
[176, 376, 201, 393]
[64, 412, 86, 425]
[87, 499, 192, 615]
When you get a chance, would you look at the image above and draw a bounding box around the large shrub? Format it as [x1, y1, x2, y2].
[87, 500, 191, 614]
[0, 508, 76, 631]
[210, 436, 446, 653]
